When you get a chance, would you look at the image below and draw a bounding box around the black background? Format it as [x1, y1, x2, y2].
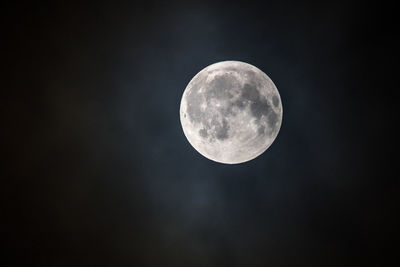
[2, 0, 397, 266]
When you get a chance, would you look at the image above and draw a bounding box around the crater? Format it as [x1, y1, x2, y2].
[267, 111, 279, 129]
[205, 74, 238, 102]
[240, 83, 272, 120]
[250, 100, 271, 120]
[272, 95, 280, 107]
[241, 83, 260, 102]
[258, 125, 265, 135]
[211, 118, 230, 141]
[199, 128, 208, 138]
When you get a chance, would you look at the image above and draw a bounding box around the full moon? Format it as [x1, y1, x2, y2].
[180, 61, 283, 164]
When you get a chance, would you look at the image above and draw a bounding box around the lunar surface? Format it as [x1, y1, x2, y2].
[180, 61, 282, 164]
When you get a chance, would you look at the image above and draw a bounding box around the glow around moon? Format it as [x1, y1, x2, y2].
[180, 61, 282, 164]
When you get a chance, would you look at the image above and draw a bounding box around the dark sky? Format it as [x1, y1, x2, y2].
[2, 1, 397, 266]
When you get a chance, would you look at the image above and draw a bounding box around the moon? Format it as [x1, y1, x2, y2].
[180, 61, 283, 164]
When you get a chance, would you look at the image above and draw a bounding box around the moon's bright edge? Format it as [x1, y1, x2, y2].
[180, 61, 282, 164]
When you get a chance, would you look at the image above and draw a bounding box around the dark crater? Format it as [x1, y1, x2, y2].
[258, 125, 265, 135]
[231, 82, 278, 125]
[205, 74, 237, 102]
[199, 128, 208, 138]
[214, 118, 229, 140]
[272, 95, 280, 107]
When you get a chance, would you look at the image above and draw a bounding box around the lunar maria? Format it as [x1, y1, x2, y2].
[180, 61, 282, 164]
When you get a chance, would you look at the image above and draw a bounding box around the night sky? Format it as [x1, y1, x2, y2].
[3, 1, 397, 266]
